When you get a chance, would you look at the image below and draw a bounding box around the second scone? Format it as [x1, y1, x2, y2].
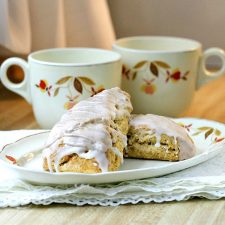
[126, 114, 196, 161]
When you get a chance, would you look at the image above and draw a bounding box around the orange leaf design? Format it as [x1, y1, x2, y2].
[56, 76, 72, 85]
[215, 137, 225, 143]
[192, 132, 201, 136]
[205, 128, 214, 139]
[64, 101, 76, 110]
[198, 127, 212, 131]
[5, 155, 17, 164]
[133, 61, 148, 69]
[154, 61, 170, 69]
[215, 129, 221, 136]
[150, 63, 158, 77]
[78, 76, 95, 85]
[183, 71, 190, 77]
[54, 87, 60, 96]
[132, 72, 137, 80]
[74, 78, 83, 94]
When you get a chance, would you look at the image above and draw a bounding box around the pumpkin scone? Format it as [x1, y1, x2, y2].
[126, 114, 196, 161]
[42, 87, 132, 173]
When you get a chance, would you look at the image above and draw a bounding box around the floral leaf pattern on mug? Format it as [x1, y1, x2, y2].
[122, 60, 190, 95]
[35, 75, 105, 110]
[74, 78, 83, 94]
[165, 69, 190, 83]
[133, 61, 148, 69]
[54, 87, 60, 97]
[90, 85, 105, 97]
[78, 76, 95, 85]
[35, 80, 52, 96]
[141, 78, 156, 95]
[132, 72, 137, 80]
[155, 61, 170, 69]
[56, 76, 72, 85]
[150, 62, 158, 77]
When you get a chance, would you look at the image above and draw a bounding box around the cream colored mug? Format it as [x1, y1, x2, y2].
[113, 36, 225, 116]
[0, 48, 121, 128]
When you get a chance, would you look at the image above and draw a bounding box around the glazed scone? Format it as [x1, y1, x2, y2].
[43, 87, 133, 173]
[126, 114, 196, 161]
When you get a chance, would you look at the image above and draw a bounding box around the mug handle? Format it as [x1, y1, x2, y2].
[0, 57, 31, 104]
[197, 48, 225, 88]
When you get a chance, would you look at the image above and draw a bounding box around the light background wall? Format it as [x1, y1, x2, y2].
[108, 0, 225, 56]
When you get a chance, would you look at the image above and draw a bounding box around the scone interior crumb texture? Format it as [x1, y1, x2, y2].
[42, 87, 132, 173]
[126, 114, 196, 161]
[127, 127, 180, 161]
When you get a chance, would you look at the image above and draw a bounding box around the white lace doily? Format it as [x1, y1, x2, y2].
[1, 130, 225, 207]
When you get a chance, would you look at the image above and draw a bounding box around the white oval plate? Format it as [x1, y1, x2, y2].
[1, 118, 225, 185]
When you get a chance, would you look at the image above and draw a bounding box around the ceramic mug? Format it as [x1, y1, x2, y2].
[113, 36, 225, 116]
[0, 48, 121, 128]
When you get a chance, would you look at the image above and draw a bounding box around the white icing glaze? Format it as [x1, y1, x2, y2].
[43, 87, 132, 172]
[46, 87, 132, 146]
[130, 114, 196, 160]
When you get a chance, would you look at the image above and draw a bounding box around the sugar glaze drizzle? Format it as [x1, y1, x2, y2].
[42, 88, 132, 172]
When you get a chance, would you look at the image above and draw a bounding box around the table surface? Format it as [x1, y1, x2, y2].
[1, 75, 225, 225]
